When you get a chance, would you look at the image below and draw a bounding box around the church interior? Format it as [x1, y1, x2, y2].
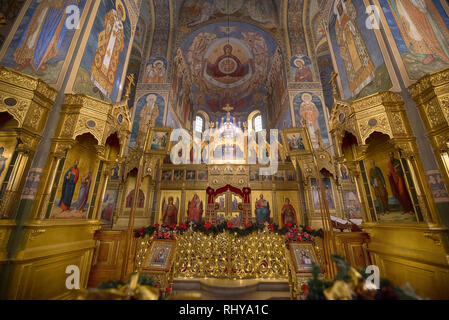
[0, 0, 449, 301]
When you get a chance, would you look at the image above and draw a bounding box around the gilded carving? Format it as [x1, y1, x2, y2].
[62, 114, 77, 138]
[390, 113, 406, 136]
[24, 101, 42, 131]
[0, 93, 29, 126]
[359, 115, 391, 143]
[439, 95, 449, 121]
[424, 99, 445, 128]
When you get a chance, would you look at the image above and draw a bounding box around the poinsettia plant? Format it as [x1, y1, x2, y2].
[284, 224, 321, 247]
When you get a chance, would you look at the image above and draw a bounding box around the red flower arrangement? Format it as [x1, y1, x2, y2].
[204, 222, 212, 230]
[135, 221, 322, 242]
[285, 225, 316, 246]
[153, 224, 176, 240]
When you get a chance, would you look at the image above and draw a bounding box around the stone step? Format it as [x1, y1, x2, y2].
[172, 278, 291, 300]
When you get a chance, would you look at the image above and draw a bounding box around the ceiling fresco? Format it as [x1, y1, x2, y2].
[179, 0, 279, 32]
[181, 22, 280, 118]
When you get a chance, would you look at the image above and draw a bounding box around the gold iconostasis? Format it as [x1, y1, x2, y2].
[0, 0, 449, 301]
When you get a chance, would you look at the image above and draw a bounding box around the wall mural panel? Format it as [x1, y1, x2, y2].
[73, 0, 131, 102]
[329, 0, 393, 100]
[365, 150, 417, 222]
[1, 0, 87, 85]
[293, 92, 329, 146]
[50, 142, 99, 219]
[291, 55, 313, 83]
[342, 190, 361, 219]
[185, 190, 206, 223]
[378, 0, 449, 81]
[101, 189, 118, 223]
[317, 54, 336, 110]
[180, 0, 278, 31]
[130, 93, 165, 148]
[144, 57, 167, 84]
[181, 22, 278, 121]
[311, 177, 335, 212]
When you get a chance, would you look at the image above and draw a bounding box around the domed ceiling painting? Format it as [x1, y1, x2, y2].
[181, 22, 279, 118]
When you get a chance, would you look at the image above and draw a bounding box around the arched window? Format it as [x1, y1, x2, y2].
[194, 115, 204, 133]
[254, 114, 263, 133]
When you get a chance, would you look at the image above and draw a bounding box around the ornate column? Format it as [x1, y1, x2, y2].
[0, 143, 32, 219]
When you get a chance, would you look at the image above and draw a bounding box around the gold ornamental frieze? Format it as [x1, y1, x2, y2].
[330, 91, 411, 149]
[56, 94, 132, 151]
[0, 67, 57, 137]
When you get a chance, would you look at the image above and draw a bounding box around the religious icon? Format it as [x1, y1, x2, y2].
[250, 169, 259, 182]
[13, 0, 77, 71]
[224, 167, 233, 174]
[150, 132, 169, 151]
[205, 44, 253, 79]
[125, 189, 145, 208]
[90, 0, 126, 97]
[388, 152, 414, 215]
[292, 56, 313, 82]
[142, 240, 176, 272]
[289, 242, 318, 273]
[137, 94, 159, 147]
[216, 196, 225, 212]
[162, 196, 179, 225]
[323, 178, 335, 210]
[111, 165, 120, 180]
[427, 171, 449, 202]
[186, 170, 196, 181]
[386, 0, 449, 66]
[101, 191, 117, 222]
[75, 169, 92, 212]
[174, 170, 184, 181]
[281, 198, 297, 227]
[286, 133, 305, 151]
[340, 165, 349, 180]
[161, 170, 172, 181]
[342, 190, 361, 219]
[144, 58, 166, 83]
[299, 93, 320, 146]
[255, 194, 270, 224]
[0, 147, 9, 178]
[335, 0, 375, 96]
[369, 160, 390, 214]
[187, 194, 203, 223]
[59, 160, 80, 211]
[197, 170, 208, 181]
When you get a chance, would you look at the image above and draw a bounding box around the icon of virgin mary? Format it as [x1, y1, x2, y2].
[205, 44, 252, 79]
